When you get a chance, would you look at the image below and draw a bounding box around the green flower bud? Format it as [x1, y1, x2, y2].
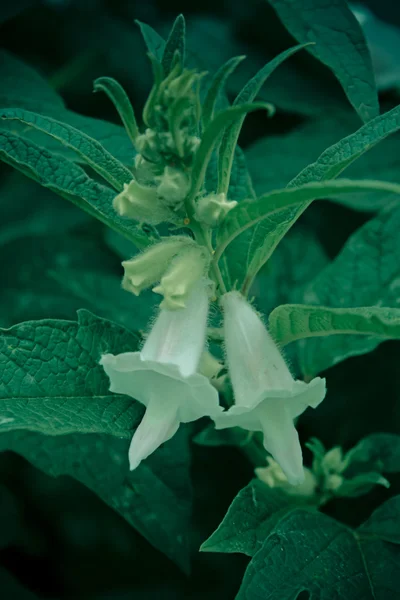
[135, 129, 161, 163]
[153, 245, 209, 310]
[113, 180, 175, 225]
[156, 167, 191, 208]
[255, 457, 318, 499]
[122, 238, 193, 296]
[195, 193, 237, 227]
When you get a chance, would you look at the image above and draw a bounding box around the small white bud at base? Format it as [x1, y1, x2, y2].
[195, 193, 238, 227]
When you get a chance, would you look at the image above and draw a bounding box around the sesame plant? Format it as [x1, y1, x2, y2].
[1, 5, 400, 598]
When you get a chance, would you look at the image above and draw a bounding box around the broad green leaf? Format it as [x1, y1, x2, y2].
[93, 77, 139, 145]
[201, 480, 299, 556]
[237, 501, 400, 599]
[0, 51, 134, 165]
[217, 44, 307, 196]
[294, 202, 400, 376]
[135, 20, 166, 61]
[214, 179, 400, 289]
[246, 113, 400, 211]
[0, 130, 151, 249]
[0, 429, 192, 571]
[269, 304, 400, 346]
[162, 14, 186, 73]
[266, 0, 379, 123]
[0, 108, 133, 191]
[188, 102, 273, 207]
[0, 310, 143, 436]
[202, 55, 246, 129]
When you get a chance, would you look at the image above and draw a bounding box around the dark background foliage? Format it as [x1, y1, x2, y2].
[1, 0, 400, 598]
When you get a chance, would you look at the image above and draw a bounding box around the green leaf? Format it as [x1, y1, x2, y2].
[0, 429, 192, 571]
[217, 44, 307, 196]
[162, 14, 186, 74]
[188, 102, 274, 207]
[346, 433, 400, 474]
[246, 113, 400, 212]
[214, 179, 400, 290]
[0, 51, 134, 165]
[294, 202, 400, 376]
[202, 55, 246, 129]
[0, 130, 151, 249]
[50, 267, 157, 333]
[0, 108, 133, 191]
[266, 0, 379, 123]
[93, 77, 139, 145]
[0, 310, 144, 437]
[135, 20, 166, 61]
[291, 104, 400, 186]
[201, 480, 299, 556]
[237, 499, 400, 599]
[269, 305, 400, 346]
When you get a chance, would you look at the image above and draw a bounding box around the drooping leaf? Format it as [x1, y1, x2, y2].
[269, 304, 400, 346]
[0, 310, 143, 437]
[236, 498, 400, 599]
[346, 433, 400, 475]
[93, 77, 139, 145]
[0, 130, 151, 249]
[214, 179, 400, 292]
[0, 108, 133, 191]
[217, 44, 308, 196]
[266, 0, 379, 123]
[162, 14, 186, 73]
[0, 429, 192, 571]
[294, 201, 400, 376]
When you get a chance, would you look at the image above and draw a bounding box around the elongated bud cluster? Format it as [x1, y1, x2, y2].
[153, 245, 209, 309]
[122, 237, 194, 296]
[195, 193, 237, 227]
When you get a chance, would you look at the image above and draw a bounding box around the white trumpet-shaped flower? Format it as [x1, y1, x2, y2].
[214, 292, 326, 485]
[100, 281, 221, 470]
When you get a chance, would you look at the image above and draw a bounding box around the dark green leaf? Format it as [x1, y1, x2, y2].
[162, 15, 186, 74]
[93, 77, 139, 146]
[135, 20, 166, 61]
[266, 0, 379, 122]
[202, 55, 246, 129]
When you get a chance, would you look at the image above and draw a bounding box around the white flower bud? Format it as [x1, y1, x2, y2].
[113, 180, 175, 225]
[156, 166, 191, 207]
[195, 193, 237, 227]
[122, 238, 193, 296]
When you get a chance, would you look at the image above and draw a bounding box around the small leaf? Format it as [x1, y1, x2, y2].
[0, 107, 132, 191]
[346, 433, 400, 474]
[269, 305, 400, 346]
[93, 77, 139, 145]
[266, 0, 379, 122]
[135, 20, 166, 61]
[217, 44, 309, 196]
[0, 130, 151, 249]
[202, 55, 246, 129]
[162, 14, 186, 74]
[201, 480, 298, 556]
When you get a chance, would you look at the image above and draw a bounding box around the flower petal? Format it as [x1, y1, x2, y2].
[257, 400, 304, 485]
[288, 377, 327, 419]
[128, 398, 180, 470]
[100, 352, 142, 397]
[222, 292, 293, 408]
[141, 280, 209, 377]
